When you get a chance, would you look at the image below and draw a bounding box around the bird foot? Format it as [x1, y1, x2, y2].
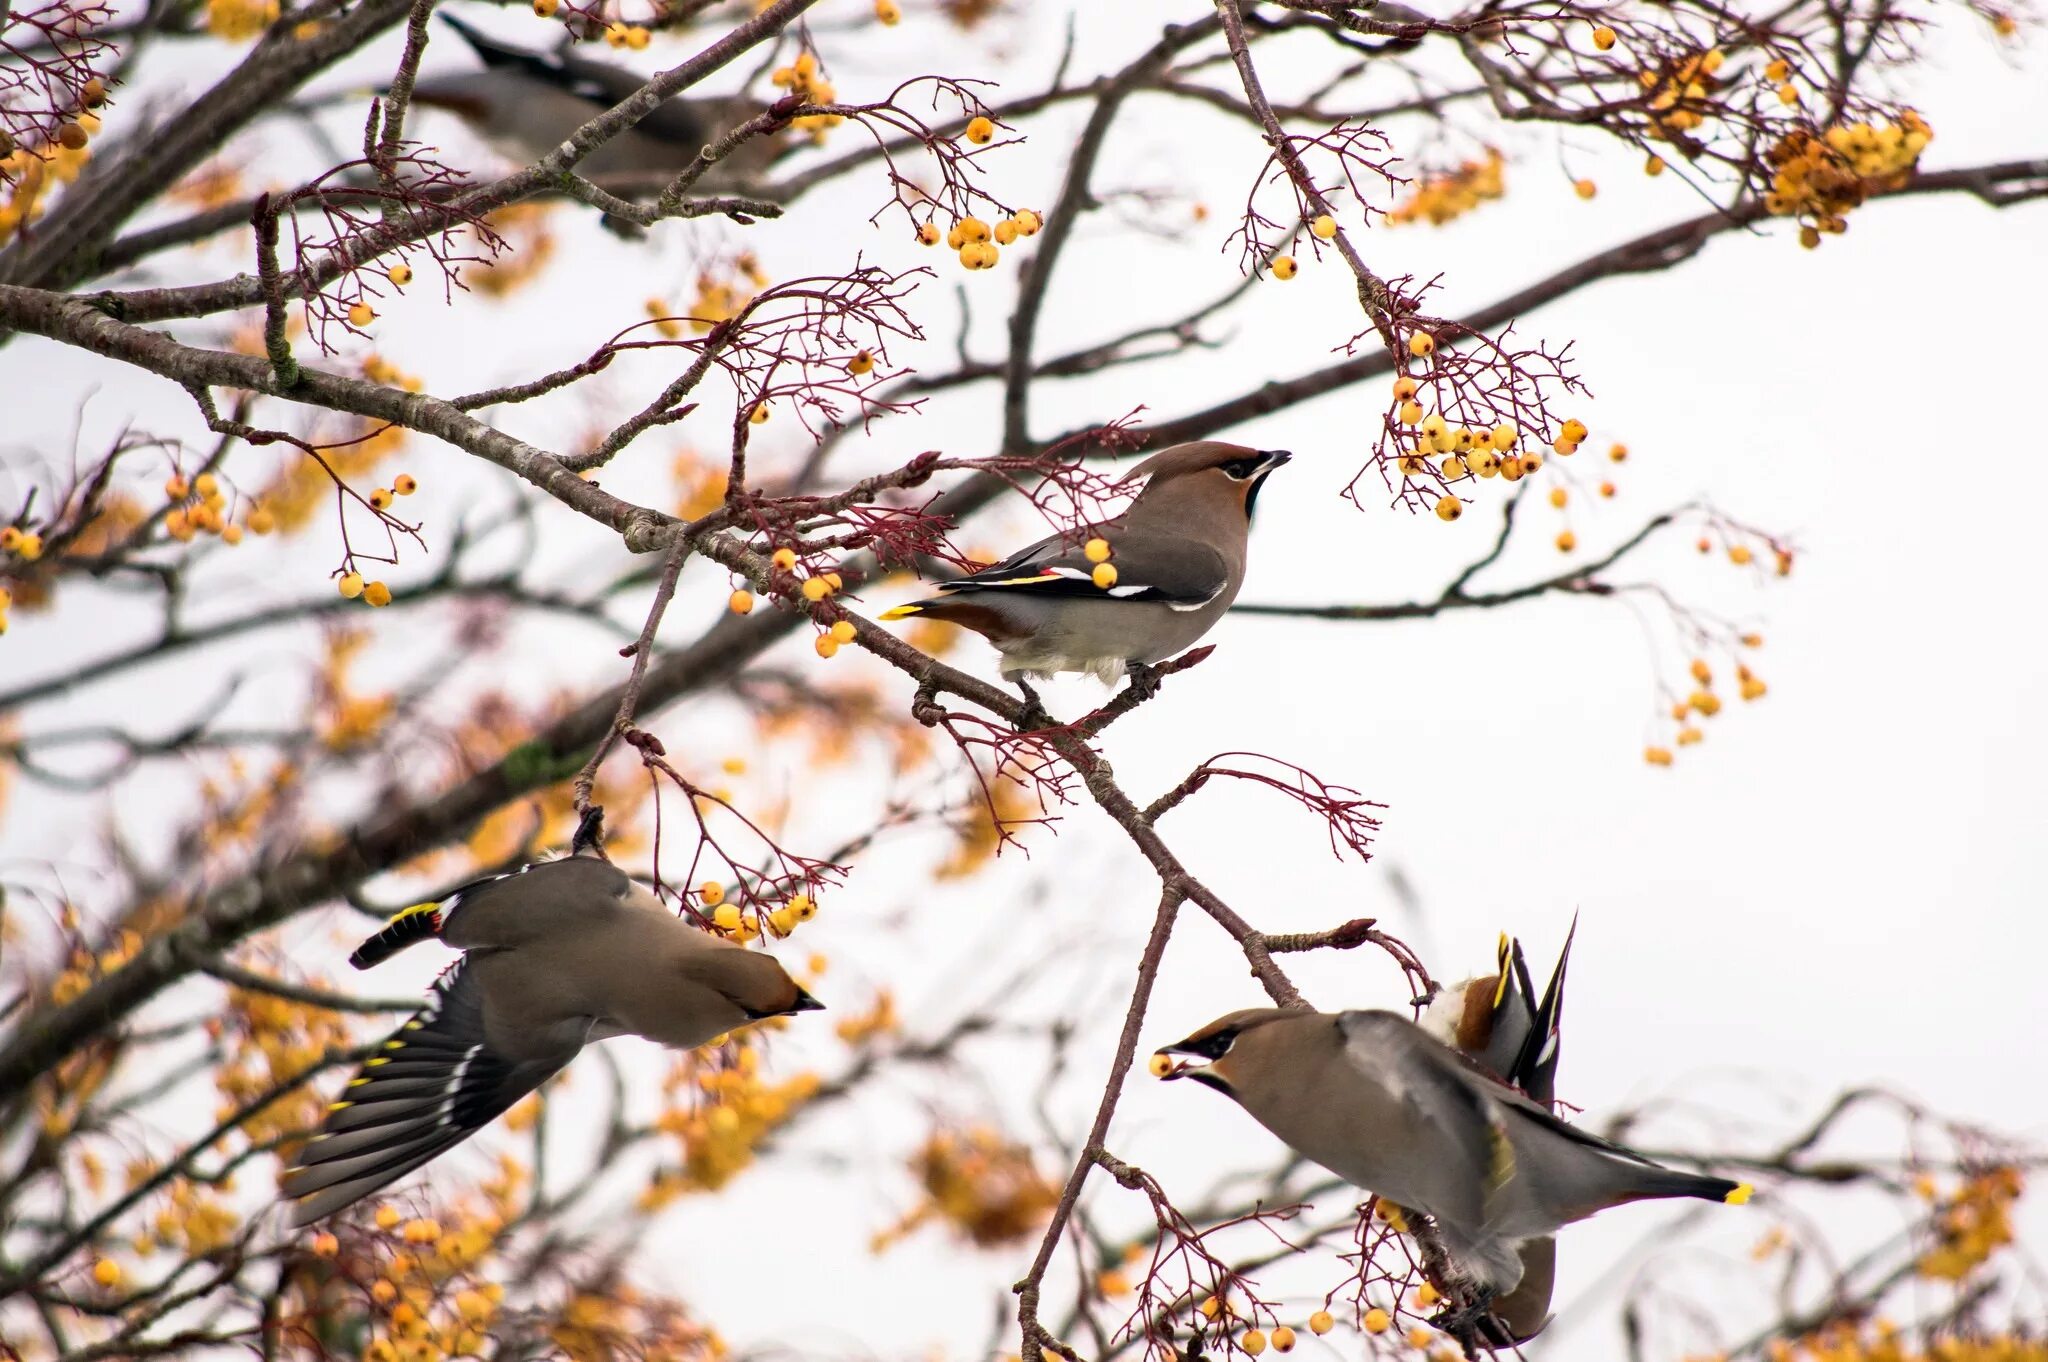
[1430, 1287, 1502, 1358]
[1012, 679, 1054, 733]
[1121, 661, 1162, 705]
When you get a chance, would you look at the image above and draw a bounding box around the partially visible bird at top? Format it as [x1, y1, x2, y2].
[279, 851, 823, 1225]
[1414, 922, 1578, 1345]
[405, 13, 787, 193]
[879, 441, 1291, 716]
[1153, 998, 1747, 1348]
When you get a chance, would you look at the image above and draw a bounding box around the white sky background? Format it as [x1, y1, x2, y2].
[4, 1, 2048, 1358]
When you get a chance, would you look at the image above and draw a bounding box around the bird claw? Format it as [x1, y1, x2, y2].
[1429, 1288, 1503, 1357]
[1121, 661, 1162, 704]
[1013, 679, 1054, 733]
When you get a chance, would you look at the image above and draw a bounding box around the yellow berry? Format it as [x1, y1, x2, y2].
[1312, 1310, 1339, 1335]
[964, 116, 996, 145]
[222, 523, 245, 545]
[1645, 155, 1666, 177]
[92, 1258, 121, 1287]
[830, 619, 856, 643]
[1440, 455, 1468, 479]
[1392, 375, 1419, 400]
[1414, 1282, 1440, 1308]
[386, 264, 412, 287]
[772, 547, 798, 571]
[1574, 178, 1597, 200]
[1677, 726, 1704, 746]
[789, 894, 816, 920]
[1200, 1295, 1223, 1321]
[750, 403, 770, 424]
[1271, 1327, 1297, 1353]
[532, 0, 558, 13]
[1490, 423, 1518, 450]
[1241, 1330, 1267, 1356]
[1471, 451, 1500, 478]
[1730, 544, 1754, 565]
[1548, 487, 1568, 508]
[363, 581, 392, 607]
[1499, 455, 1526, 481]
[1408, 331, 1436, 357]
[1310, 213, 1338, 239]
[244, 506, 274, 535]
[1013, 209, 1042, 235]
[874, 0, 900, 21]
[994, 218, 1019, 245]
[956, 216, 991, 243]
[1395, 400, 1422, 426]
[1690, 690, 1723, 716]
[1741, 677, 1768, 701]
[1645, 746, 1674, 767]
[1690, 658, 1712, 685]
[916, 222, 940, 246]
[164, 474, 189, 499]
[727, 589, 755, 615]
[1092, 562, 1118, 589]
[369, 487, 393, 510]
[374, 1204, 401, 1231]
[347, 301, 375, 327]
[814, 634, 839, 658]
[1592, 24, 1616, 49]
[847, 349, 875, 375]
[1434, 496, 1462, 523]
[1271, 255, 1298, 280]
[801, 576, 832, 601]
[337, 572, 365, 599]
[310, 1231, 339, 1256]
[1559, 418, 1588, 442]
[712, 904, 742, 931]
[1148, 1052, 1174, 1078]
[1608, 442, 1629, 462]
[1084, 537, 1112, 563]
[1555, 530, 1576, 552]
[394, 474, 418, 496]
[192, 471, 219, 498]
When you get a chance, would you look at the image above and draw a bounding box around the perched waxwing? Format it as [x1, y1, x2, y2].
[880, 442, 1291, 690]
[1423, 921, 1575, 1107]
[1154, 1008, 1748, 1333]
[407, 14, 785, 188]
[281, 853, 822, 1224]
[1417, 922, 1576, 1344]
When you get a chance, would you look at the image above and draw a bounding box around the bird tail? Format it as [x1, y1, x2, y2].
[1623, 1162, 1754, 1206]
[349, 902, 445, 971]
[878, 602, 926, 620]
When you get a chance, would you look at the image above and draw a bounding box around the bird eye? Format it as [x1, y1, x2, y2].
[1220, 457, 1265, 480]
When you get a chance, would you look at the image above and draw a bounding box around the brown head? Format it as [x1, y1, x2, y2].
[686, 943, 826, 1023]
[1154, 1007, 1317, 1098]
[1121, 442, 1292, 521]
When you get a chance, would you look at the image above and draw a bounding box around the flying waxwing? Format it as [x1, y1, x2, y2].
[281, 853, 822, 1224]
[880, 442, 1291, 691]
[1154, 1008, 1748, 1323]
[1416, 922, 1577, 1344]
[407, 14, 785, 189]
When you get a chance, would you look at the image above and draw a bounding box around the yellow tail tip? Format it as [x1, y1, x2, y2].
[878, 604, 923, 621]
[1725, 1182, 1754, 1205]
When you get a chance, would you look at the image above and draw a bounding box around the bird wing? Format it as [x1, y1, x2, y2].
[433, 856, 640, 952]
[1505, 917, 1575, 1107]
[1336, 1011, 1511, 1231]
[280, 959, 584, 1225]
[939, 527, 1229, 608]
[1475, 935, 1539, 1086]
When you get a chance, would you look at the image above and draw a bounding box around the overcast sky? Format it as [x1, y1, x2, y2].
[4, 3, 2045, 1358]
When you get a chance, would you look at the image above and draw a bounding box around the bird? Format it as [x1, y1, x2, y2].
[1422, 922, 1575, 1108]
[406, 14, 786, 190]
[280, 852, 823, 1225]
[1416, 923, 1577, 1344]
[879, 442, 1291, 706]
[1153, 1006, 1747, 1339]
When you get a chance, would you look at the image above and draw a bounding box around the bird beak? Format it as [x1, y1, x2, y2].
[789, 987, 826, 1013]
[1151, 1043, 1204, 1081]
[1256, 449, 1293, 474]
